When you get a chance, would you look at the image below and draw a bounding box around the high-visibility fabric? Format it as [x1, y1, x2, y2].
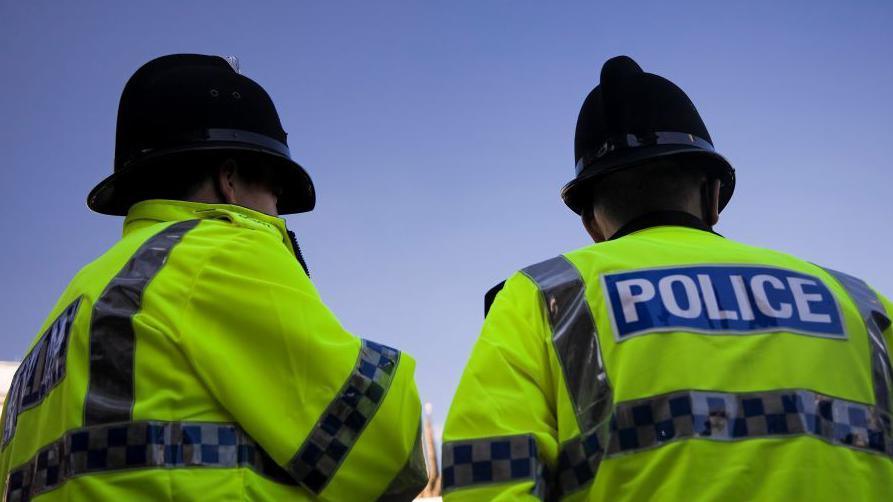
[0, 199, 426, 501]
[443, 225, 893, 501]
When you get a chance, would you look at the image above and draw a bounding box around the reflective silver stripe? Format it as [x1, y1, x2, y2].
[821, 267, 893, 415]
[441, 435, 546, 498]
[554, 388, 893, 498]
[522, 256, 611, 498]
[288, 339, 401, 494]
[521, 256, 612, 436]
[4, 420, 295, 501]
[84, 220, 200, 425]
[377, 421, 429, 501]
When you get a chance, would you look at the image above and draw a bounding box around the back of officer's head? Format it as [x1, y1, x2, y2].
[587, 159, 708, 227]
[88, 54, 315, 216]
[568, 56, 735, 238]
[115, 153, 240, 201]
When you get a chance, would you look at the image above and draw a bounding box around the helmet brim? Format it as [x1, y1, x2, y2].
[87, 145, 315, 216]
[560, 145, 735, 215]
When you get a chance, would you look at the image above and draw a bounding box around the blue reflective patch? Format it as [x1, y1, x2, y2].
[603, 266, 845, 341]
[3, 297, 82, 446]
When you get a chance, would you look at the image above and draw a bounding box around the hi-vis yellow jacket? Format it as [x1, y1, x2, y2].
[0, 199, 427, 501]
[443, 218, 893, 501]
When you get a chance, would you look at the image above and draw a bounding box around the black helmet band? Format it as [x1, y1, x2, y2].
[575, 131, 715, 176]
[203, 129, 291, 157]
[122, 128, 291, 169]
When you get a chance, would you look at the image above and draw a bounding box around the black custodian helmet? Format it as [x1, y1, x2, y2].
[88, 54, 315, 215]
[561, 56, 735, 214]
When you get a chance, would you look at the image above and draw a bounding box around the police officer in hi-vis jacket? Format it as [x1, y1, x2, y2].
[0, 54, 427, 501]
[442, 56, 893, 501]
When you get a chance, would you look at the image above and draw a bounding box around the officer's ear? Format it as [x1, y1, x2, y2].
[214, 159, 239, 205]
[705, 178, 721, 227]
[582, 205, 607, 243]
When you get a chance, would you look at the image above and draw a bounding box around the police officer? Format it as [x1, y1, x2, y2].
[442, 56, 893, 500]
[0, 54, 427, 501]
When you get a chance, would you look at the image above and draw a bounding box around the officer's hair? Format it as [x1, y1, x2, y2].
[588, 159, 707, 225]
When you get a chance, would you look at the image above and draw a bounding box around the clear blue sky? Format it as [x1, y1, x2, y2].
[2, 1, 891, 431]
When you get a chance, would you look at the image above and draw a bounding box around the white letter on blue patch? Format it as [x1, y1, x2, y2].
[787, 277, 832, 323]
[751, 274, 793, 319]
[659, 275, 702, 319]
[729, 275, 755, 321]
[616, 278, 656, 323]
[698, 274, 738, 320]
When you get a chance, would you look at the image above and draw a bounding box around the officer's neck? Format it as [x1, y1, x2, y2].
[607, 210, 715, 241]
[592, 179, 723, 242]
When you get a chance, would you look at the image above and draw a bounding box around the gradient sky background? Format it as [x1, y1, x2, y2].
[2, 1, 892, 435]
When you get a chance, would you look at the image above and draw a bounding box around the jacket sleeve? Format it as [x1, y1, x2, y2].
[177, 228, 427, 501]
[879, 293, 893, 368]
[442, 272, 558, 501]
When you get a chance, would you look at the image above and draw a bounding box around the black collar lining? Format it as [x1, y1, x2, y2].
[608, 211, 720, 241]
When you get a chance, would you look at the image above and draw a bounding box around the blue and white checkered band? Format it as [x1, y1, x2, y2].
[441, 435, 547, 499]
[287, 339, 400, 494]
[603, 265, 846, 341]
[3, 421, 295, 502]
[575, 131, 715, 175]
[554, 389, 893, 498]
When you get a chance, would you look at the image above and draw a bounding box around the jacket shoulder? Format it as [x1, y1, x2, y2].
[519, 252, 593, 290]
[483, 253, 584, 319]
[483, 280, 506, 318]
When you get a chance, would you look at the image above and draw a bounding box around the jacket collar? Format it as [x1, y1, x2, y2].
[608, 210, 719, 241]
[123, 199, 295, 254]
